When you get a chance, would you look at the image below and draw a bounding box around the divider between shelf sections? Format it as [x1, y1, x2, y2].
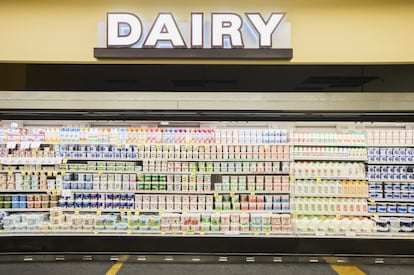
[292, 143, 366, 147]
[370, 198, 414, 202]
[367, 144, 414, 148]
[294, 212, 369, 216]
[369, 213, 414, 217]
[294, 194, 368, 198]
[368, 180, 414, 183]
[66, 158, 292, 162]
[0, 142, 293, 146]
[367, 162, 414, 165]
[293, 176, 367, 180]
[0, 208, 292, 214]
[292, 156, 367, 161]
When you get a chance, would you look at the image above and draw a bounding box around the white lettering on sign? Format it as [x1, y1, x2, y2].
[106, 12, 286, 49]
[211, 13, 244, 48]
[143, 13, 186, 48]
[246, 13, 285, 48]
[107, 13, 142, 46]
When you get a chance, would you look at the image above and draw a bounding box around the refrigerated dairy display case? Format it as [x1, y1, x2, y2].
[1, 120, 414, 256]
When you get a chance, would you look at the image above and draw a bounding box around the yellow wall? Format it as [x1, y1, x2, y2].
[0, 0, 413, 64]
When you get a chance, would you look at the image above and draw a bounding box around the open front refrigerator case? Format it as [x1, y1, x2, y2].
[1, 120, 414, 256]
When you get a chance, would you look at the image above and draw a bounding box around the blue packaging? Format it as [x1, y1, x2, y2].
[74, 193, 82, 200]
[387, 203, 397, 213]
[398, 203, 408, 213]
[19, 195, 26, 201]
[368, 205, 377, 213]
[385, 192, 393, 199]
[393, 193, 401, 199]
[85, 182, 93, 190]
[369, 193, 379, 198]
[75, 200, 82, 208]
[377, 203, 387, 213]
[82, 200, 90, 208]
[408, 204, 414, 213]
[401, 192, 409, 199]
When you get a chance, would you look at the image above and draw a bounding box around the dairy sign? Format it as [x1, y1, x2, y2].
[94, 12, 293, 60]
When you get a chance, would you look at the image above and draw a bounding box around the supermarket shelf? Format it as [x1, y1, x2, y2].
[8, 142, 291, 146]
[295, 232, 414, 239]
[293, 156, 367, 161]
[66, 157, 138, 162]
[63, 170, 139, 174]
[0, 158, 62, 165]
[61, 189, 291, 195]
[370, 198, 414, 202]
[49, 208, 292, 214]
[139, 158, 292, 162]
[367, 162, 414, 165]
[293, 142, 366, 147]
[293, 176, 366, 180]
[368, 179, 414, 183]
[0, 208, 50, 212]
[0, 231, 296, 238]
[62, 170, 290, 175]
[3, 230, 414, 240]
[294, 194, 368, 198]
[66, 157, 293, 162]
[0, 190, 49, 193]
[370, 213, 414, 217]
[294, 211, 369, 216]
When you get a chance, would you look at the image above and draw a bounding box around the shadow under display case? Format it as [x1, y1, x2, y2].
[1, 120, 414, 256]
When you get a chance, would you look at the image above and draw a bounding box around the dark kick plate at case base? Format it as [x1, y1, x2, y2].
[2, 235, 414, 256]
[93, 48, 293, 60]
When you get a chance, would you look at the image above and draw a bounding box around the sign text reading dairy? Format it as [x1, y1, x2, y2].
[107, 12, 285, 48]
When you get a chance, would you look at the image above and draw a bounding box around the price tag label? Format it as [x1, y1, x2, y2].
[127, 209, 132, 216]
[346, 231, 356, 238]
[316, 231, 326, 237]
[254, 230, 259, 235]
[93, 230, 99, 234]
[61, 189, 72, 197]
[316, 177, 321, 184]
[200, 230, 205, 235]
[61, 171, 66, 176]
[98, 171, 103, 177]
[62, 157, 68, 164]
[335, 212, 341, 218]
[172, 229, 178, 234]
[230, 191, 235, 197]
[214, 191, 219, 198]
[250, 191, 255, 197]
[127, 230, 132, 234]
[183, 210, 188, 214]
[74, 208, 80, 216]
[117, 144, 122, 149]
[47, 171, 53, 177]
[96, 209, 102, 216]
[158, 210, 164, 214]
[7, 170, 13, 176]
[373, 214, 379, 219]
[161, 230, 166, 235]
[265, 230, 271, 235]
